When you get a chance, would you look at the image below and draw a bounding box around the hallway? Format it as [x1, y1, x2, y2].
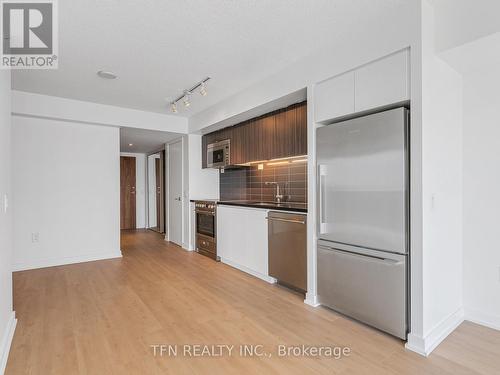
[6, 230, 500, 374]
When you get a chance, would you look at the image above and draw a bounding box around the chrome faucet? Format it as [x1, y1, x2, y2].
[265, 181, 284, 203]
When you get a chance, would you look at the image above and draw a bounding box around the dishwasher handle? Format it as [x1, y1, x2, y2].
[266, 217, 306, 225]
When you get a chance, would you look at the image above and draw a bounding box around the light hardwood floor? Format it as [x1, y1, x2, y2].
[6, 230, 500, 374]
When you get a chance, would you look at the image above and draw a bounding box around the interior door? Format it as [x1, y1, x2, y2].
[317, 108, 408, 254]
[155, 156, 166, 233]
[168, 140, 183, 246]
[120, 156, 136, 230]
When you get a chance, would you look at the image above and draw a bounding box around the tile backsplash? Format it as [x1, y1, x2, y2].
[220, 162, 307, 203]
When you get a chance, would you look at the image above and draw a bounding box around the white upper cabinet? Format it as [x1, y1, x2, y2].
[314, 71, 355, 123]
[354, 50, 410, 112]
[314, 49, 410, 123]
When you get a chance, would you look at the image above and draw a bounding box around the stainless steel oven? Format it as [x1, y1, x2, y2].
[194, 200, 219, 261]
[207, 139, 230, 168]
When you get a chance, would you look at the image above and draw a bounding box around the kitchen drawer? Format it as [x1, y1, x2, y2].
[196, 235, 216, 254]
[317, 244, 407, 339]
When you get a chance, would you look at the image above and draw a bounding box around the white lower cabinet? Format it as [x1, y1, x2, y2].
[217, 205, 275, 283]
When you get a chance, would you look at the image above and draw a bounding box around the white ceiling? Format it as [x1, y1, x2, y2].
[12, 0, 399, 117]
[120, 127, 180, 153]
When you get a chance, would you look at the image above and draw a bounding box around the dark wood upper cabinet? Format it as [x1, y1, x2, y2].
[295, 102, 308, 155]
[230, 123, 246, 165]
[202, 101, 307, 168]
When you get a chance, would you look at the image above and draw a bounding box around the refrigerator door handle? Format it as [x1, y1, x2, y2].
[318, 164, 328, 234]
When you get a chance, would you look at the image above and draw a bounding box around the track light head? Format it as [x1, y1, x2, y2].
[199, 82, 207, 96]
[170, 102, 178, 113]
[183, 91, 191, 107]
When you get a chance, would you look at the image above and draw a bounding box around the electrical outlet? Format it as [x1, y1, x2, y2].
[31, 232, 40, 243]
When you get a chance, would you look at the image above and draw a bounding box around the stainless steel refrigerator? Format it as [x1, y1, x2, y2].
[316, 107, 409, 339]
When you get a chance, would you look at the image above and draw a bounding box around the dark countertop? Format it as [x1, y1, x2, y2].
[217, 200, 307, 213]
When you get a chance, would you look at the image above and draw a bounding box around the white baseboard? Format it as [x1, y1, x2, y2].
[0, 311, 17, 375]
[12, 250, 123, 271]
[406, 307, 464, 357]
[465, 308, 500, 331]
[304, 293, 320, 307]
[220, 258, 277, 284]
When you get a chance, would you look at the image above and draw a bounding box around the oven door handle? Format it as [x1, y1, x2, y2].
[195, 211, 215, 216]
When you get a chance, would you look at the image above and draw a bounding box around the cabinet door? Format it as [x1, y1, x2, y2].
[261, 115, 275, 161]
[217, 206, 246, 261]
[314, 71, 355, 123]
[294, 103, 307, 156]
[229, 124, 245, 165]
[217, 206, 269, 278]
[355, 50, 410, 112]
[244, 208, 269, 276]
[249, 116, 274, 162]
[243, 119, 259, 163]
[273, 109, 287, 159]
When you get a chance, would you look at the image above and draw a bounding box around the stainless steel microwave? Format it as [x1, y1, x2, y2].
[207, 139, 230, 168]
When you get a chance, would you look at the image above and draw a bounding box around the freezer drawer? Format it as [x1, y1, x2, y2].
[317, 244, 407, 339]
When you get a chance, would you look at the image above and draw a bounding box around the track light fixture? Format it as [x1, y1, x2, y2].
[169, 77, 210, 113]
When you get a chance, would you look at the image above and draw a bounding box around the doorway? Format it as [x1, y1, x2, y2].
[147, 151, 165, 233]
[120, 156, 136, 229]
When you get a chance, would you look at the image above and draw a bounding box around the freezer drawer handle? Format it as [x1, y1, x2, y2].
[318, 245, 404, 265]
[266, 217, 306, 225]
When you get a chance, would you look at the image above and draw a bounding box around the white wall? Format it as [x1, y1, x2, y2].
[0, 71, 16, 374]
[12, 116, 122, 270]
[462, 66, 500, 330]
[433, 0, 500, 52]
[405, 1, 464, 356]
[121, 152, 147, 229]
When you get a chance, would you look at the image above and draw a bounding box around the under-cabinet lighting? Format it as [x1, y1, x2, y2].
[269, 155, 307, 162]
[267, 161, 289, 166]
[291, 159, 308, 163]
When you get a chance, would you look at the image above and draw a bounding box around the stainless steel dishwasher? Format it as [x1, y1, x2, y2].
[267, 211, 307, 291]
